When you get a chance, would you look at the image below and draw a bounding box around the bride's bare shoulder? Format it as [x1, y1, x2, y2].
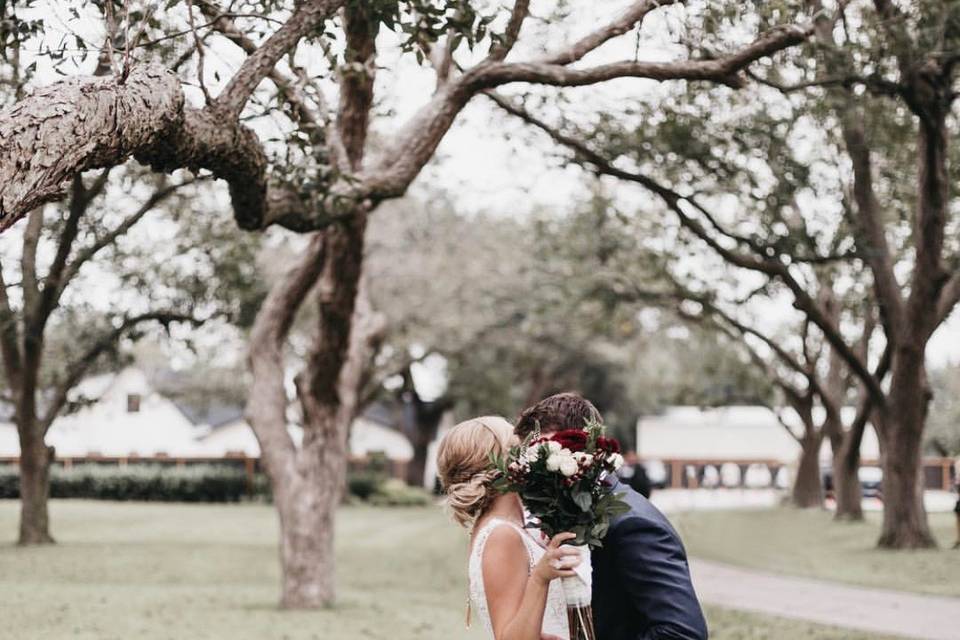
[480, 524, 527, 572]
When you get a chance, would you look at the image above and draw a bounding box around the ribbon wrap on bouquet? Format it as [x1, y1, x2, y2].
[560, 545, 596, 640]
[559, 544, 592, 606]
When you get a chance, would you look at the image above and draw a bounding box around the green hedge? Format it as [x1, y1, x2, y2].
[347, 471, 384, 500]
[344, 471, 432, 507]
[0, 464, 432, 506]
[0, 464, 269, 502]
[367, 478, 432, 507]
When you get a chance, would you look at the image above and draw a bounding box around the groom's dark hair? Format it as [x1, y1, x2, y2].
[515, 392, 602, 439]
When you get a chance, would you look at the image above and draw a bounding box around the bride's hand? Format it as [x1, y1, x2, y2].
[532, 532, 581, 585]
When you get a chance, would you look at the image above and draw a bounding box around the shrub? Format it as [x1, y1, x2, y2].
[0, 464, 267, 502]
[368, 478, 432, 507]
[0, 466, 17, 499]
[347, 471, 384, 500]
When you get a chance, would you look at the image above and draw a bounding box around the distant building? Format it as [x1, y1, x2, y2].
[0, 367, 413, 468]
[635, 405, 883, 489]
[636, 405, 881, 464]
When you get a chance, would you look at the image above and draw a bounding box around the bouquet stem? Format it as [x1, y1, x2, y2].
[566, 604, 596, 640]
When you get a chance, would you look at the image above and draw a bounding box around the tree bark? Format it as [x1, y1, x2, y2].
[832, 418, 865, 521]
[877, 354, 937, 548]
[792, 433, 824, 509]
[245, 214, 381, 608]
[17, 423, 54, 545]
[284, 217, 369, 608]
[273, 466, 339, 608]
[401, 399, 448, 489]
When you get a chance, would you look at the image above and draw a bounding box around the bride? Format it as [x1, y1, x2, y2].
[437, 416, 580, 640]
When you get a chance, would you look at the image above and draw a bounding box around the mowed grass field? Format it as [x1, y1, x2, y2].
[672, 508, 960, 597]
[0, 500, 922, 640]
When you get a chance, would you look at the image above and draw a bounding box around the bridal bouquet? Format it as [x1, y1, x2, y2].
[491, 421, 630, 640]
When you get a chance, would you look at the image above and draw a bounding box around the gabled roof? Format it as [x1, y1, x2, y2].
[173, 400, 245, 429]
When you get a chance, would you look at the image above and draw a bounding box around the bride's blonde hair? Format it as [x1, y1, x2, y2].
[437, 416, 515, 529]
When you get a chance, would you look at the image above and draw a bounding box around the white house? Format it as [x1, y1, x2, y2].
[198, 413, 413, 463]
[0, 367, 414, 466]
[636, 405, 881, 465]
[42, 368, 205, 458]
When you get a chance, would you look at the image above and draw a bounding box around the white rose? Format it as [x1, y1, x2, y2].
[546, 454, 562, 472]
[559, 456, 579, 477]
[608, 453, 624, 470]
[580, 453, 594, 466]
[559, 448, 573, 458]
[547, 441, 562, 454]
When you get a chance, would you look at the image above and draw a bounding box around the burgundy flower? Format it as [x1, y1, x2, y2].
[549, 429, 588, 452]
[596, 436, 621, 454]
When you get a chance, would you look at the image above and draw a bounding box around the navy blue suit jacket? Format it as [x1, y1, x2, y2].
[591, 479, 708, 640]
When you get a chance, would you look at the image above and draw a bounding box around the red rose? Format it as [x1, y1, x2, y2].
[596, 436, 621, 454]
[549, 429, 588, 452]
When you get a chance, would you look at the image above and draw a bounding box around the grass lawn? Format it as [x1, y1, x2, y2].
[0, 500, 913, 640]
[672, 507, 960, 597]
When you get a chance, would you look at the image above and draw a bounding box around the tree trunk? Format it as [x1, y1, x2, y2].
[833, 445, 864, 521]
[17, 426, 54, 545]
[832, 453, 862, 521]
[877, 354, 937, 548]
[791, 434, 823, 509]
[399, 387, 448, 489]
[273, 463, 341, 608]
[406, 439, 429, 489]
[833, 416, 865, 521]
[245, 215, 378, 609]
[877, 414, 935, 548]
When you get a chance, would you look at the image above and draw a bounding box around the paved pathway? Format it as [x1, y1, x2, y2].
[690, 558, 960, 640]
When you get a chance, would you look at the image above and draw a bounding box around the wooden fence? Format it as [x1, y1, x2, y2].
[651, 457, 957, 491]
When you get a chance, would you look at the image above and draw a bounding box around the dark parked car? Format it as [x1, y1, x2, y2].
[822, 465, 883, 499]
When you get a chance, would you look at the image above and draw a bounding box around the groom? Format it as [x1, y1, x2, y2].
[516, 393, 708, 640]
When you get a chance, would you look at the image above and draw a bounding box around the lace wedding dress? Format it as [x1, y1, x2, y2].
[469, 517, 570, 639]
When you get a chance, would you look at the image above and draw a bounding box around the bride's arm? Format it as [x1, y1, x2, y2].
[483, 530, 580, 640]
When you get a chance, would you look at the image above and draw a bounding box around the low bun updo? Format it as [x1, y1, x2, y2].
[437, 416, 516, 530]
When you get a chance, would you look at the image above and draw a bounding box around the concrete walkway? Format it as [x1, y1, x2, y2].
[690, 558, 960, 640]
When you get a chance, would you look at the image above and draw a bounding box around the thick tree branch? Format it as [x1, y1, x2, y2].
[0, 66, 183, 230]
[213, 0, 345, 119]
[936, 271, 960, 325]
[19, 209, 42, 318]
[840, 114, 905, 336]
[336, 3, 377, 170]
[476, 23, 811, 90]
[746, 69, 907, 99]
[487, 0, 530, 62]
[333, 274, 387, 428]
[538, 0, 678, 66]
[246, 234, 327, 483]
[36, 175, 101, 327]
[196, 0, 337, 157]
[0, 258, 22, 386]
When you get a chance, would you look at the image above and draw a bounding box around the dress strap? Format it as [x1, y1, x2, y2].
[473, 517, 536, 572]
